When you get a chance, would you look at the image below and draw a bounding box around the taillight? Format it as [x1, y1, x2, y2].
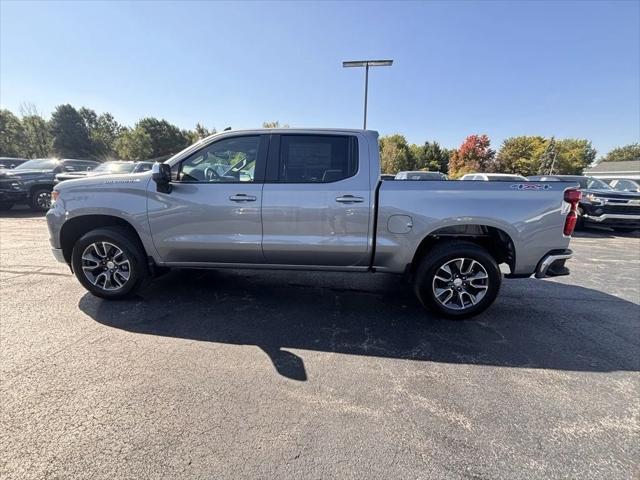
[563, 189, 581, 236]
[51, 190, 60, 204]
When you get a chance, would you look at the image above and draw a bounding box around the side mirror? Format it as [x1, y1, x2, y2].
[152, 162, 172, 193]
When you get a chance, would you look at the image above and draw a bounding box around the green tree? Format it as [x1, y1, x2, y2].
[0, 109, 26, 157]
[115, 127, 153, 160]
[79, 107, 123, 158]
[185, 123, 216, 143]
[21, 114, 52, 158]
[379, 134, 414, 174]
[413, 141, 451, 173]
[554, 139, 597, 174]
[262, 121, 289, 128]
[49, 104, 92, 158]
[136, 117, 189, 158]
[18, 103, 52, 158]
[448, 134, 496, 178]
[494, 136, 546, 176]
[537, 137, 558, 174]
[600, 143, 640, 162]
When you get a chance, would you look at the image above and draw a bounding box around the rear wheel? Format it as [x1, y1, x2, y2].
[29, 187, 52, 212]
[71, 227, 149, 299]
[413, 241, 502, 319]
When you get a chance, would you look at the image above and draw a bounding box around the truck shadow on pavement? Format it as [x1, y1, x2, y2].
[79, 269, 640, 381]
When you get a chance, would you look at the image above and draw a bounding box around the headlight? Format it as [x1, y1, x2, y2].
[584, 193, 604, 204]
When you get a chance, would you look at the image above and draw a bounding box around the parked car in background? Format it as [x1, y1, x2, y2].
[0, 158, 99, 211]
[461, 173, 528, 182]
[0, 177, 27, 210]
[55, 161, 154, 184]
[607, 178, 640, 193]
[528, 175, 640, 233]
[47, 128, 577, 319]
[0, 157, 28, 169]
[395, 171, 447, 180]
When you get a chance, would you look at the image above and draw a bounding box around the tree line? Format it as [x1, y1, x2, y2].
[380, 134, 639, 178]
[1, 104, 637, 176]
[0, 104, 217, 162]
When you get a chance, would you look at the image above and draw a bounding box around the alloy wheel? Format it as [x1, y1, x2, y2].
[432, 257, 489, 310]
[81, 241, 131, 291]
[36, 191, 51, 209]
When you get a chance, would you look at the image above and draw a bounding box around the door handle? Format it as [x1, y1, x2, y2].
[229, 194, 257, 202]
[335, 195, 364, 204]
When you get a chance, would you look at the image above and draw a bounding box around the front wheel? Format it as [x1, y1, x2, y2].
[71, 227, 149, 299]
[413, 241, 502, 319]
[29, 187, 52, 212]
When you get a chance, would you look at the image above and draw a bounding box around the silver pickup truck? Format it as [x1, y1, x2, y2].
[46, 129, 579, 318]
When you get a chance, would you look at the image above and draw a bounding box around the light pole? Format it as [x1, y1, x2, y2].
[343, 59, 393, 129]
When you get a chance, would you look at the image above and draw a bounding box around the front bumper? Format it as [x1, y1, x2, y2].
[51, 248, 66, 263]
[582, 213, 640, 228]
[534, 249, 573, 279]
[0, 190, 28, 203]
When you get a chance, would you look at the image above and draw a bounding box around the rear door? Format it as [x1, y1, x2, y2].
[261, 133, 372, 266]
[147, 134, 268, 264]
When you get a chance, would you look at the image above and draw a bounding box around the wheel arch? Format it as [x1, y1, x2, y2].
[60, 215, 147, 264]
[29, 183, 55, 195]
[409, 224, 516, 276]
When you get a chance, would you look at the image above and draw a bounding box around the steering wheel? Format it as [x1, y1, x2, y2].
[203, 167, 221, 182]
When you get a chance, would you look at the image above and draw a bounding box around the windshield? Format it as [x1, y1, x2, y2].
[94, 162, 136, 174]
[583, 177, 613, 190]
[14, 159, 59, 170]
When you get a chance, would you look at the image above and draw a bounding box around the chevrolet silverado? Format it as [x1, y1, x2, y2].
[46, 129, 579, 318]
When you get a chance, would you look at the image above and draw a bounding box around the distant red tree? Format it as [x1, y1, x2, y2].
[449, 134, 496, 178]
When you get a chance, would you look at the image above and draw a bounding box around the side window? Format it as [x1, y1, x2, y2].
[616, 180, 634, 191]
[173, 136, 259, 183]
[279, 135, 358, 183]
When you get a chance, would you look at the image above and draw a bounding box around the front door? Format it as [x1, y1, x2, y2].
[147, 134, 268, 264]
[261, 133, 372, 267]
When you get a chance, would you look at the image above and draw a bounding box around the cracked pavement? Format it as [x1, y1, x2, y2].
[1, 208, 639, 479]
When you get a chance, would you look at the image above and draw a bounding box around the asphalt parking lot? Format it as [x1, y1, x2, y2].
[1, 208, 639, 480]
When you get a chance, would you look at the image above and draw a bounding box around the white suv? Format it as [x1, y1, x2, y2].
[461, 173, 528, 182]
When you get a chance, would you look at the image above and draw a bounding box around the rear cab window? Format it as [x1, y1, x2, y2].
[278, 135, 358, 183]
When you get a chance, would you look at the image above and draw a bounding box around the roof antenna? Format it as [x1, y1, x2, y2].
[224, 126, 231, 131]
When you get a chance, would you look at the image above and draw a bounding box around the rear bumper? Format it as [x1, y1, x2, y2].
[534, 249, 573, 279]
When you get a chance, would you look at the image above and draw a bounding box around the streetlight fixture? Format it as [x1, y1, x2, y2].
[343, 59, 393, 129]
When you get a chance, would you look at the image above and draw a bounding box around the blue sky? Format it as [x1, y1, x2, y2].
[1, 0, 638, 156]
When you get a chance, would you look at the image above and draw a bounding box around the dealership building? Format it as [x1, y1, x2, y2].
[583, 160, 640, 180]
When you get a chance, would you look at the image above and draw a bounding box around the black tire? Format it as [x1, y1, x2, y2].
[613, 227, 637, 233]
[413, 241, 502, 319]
[29, 187, 52, 212]
[0, 202, 14, 211]
[71, 227, 149, 299]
